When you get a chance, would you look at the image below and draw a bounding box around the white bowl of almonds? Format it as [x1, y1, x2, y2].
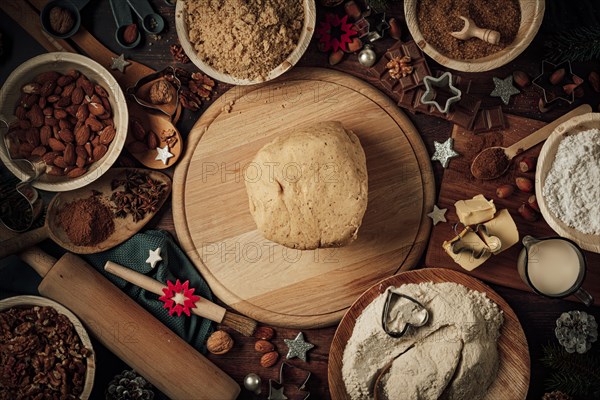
[0, 52, 127, 192]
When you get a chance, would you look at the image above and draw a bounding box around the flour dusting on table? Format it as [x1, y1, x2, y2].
[342, 282, 503, 400]
[543, 128, 600, 235]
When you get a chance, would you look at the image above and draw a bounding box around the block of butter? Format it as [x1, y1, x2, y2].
[455, 194, 496, 226]
[443, 227, 491, 271]
[482, 209, 519, 254]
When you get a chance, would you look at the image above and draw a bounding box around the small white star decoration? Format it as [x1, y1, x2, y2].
[427, 205, 447, 225]
[490, 75, 520, 105]
[431, 138, 460, 168]
[110, 54, 131, 73]
[146, 247, 162, 269]
[284, 332, 314, 362]
[155, 145, 173, 165]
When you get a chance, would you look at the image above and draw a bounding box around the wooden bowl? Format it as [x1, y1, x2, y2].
[0, 53, 128, 192]
[536, 112, 600, 253]
[404, 0, 545, 72]
[0, 295, 95, 399]
[328, 268, 529, 400]
[174, 0, 316, 85]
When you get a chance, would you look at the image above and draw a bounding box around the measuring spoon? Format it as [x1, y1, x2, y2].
[126, 0, 164, 34]
[109, 0, 141, 49]
[0, 168, 171, 259]
[40, 0, 91, 39]
[471, 104, 592, 180]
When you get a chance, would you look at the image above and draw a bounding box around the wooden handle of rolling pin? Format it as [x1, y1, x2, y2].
[104, 261, 227, 323]
[20, 247, 240, 400]
[0, 226, 50, 260]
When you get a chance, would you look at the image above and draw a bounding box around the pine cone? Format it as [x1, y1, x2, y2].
[105, 370, 155, 400]
[542, 391, 573, 400]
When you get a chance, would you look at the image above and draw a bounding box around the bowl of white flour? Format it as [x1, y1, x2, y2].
[537, 112, 600, 253]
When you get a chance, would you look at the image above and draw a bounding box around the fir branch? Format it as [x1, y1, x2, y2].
[364, 0, 400, 12]
[544, 25, 600, 63]
[541, 342, 600, 398]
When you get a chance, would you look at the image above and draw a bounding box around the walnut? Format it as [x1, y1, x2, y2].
[386, 56, 414, 80]
[206, 330, 234, 355]
[149, 79, 173, 105]
[49, 7, 75, 35]
[170, 44, 190, 64]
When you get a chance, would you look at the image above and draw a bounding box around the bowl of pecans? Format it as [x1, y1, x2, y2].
[0, 52, 128, 191]
[0, 295, 95, 399]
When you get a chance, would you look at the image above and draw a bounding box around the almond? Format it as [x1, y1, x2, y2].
[84, 142, 93, 157]
[23, 94, 39, 109]
[34, 71, 60, 84]
[253, 326, 275, 341]
[515, 177, 534, 192]
[88, 102, 105, 116]
[66, 167, 86, 178]
[122, 23, 138, 45]
[99, 125, 116, 145]
[42, 151, 59, 165]
[75, 125, 90, 146]
[58, 128, 74, 143]
[76, 104, 89, 121]
[22, 83, 41, 94]
[25, 128, 40, 147]
[55, 96, 71, 108]
[63, 143, 75, 165]
[48, 137, 66, 152]
[75, 145, 87, 159]
[76, 155, 86, 168]
[94, 84, 109, 98]
[38, 96, 47, 108]
[79, 76, 94, 97]
[71, 86, 85, 105]
[127, 140, 149, 154]
[131, 120, 147, 141]
[146, 130, 159, 150]
[101, 97, 112, 114]
[85, 116, 103, 131]
[65, 104, 79, 117]
[54, 109, 68, 120]
[43, 106, 54, 116]
[15, 106, 27, 120]
[61, 83, 75, 98]
[46, 165, 65, 176]
[53, 156, 68, 169]
[27, 104, 44, 127]
[40, 80, 56, 97]
[255, 340, 275, 353]
[92, 144, 108, 161]
[589, 71, 600, 93]
[31, 146, 47, 157]
[53, 85, 62, 96]
[46, 117, 58, 127]
[40, 126, 51, 146]
[260, 351, 279, 368]
[57, 75, 74, 87]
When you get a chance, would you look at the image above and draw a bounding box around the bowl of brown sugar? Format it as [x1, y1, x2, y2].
[175, 0, 316, 85]
[405, 0, 545, 72]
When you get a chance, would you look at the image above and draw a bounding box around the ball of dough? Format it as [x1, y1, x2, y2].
[245, 121, 368, 250]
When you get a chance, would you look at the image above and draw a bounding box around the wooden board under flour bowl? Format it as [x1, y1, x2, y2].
[172, 68, 435, 328]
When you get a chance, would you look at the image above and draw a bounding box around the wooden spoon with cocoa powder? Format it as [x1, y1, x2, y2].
[0, 168, 171, 258]
[471, 104, 591, 180]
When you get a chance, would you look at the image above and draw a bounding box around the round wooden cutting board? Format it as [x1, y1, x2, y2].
[173, 68, 435, 328]
[328, 268, 530, 400]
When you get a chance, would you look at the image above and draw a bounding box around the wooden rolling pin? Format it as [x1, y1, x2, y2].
[20, 247, 240, 400]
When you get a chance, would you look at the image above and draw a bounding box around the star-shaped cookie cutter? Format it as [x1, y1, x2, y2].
[268, 362, 311, 400]
[420, 72, 462, 114]
[532, 60, 583, 105]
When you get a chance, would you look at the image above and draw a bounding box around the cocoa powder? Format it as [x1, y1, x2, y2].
[417, 0, 520, 60]
[472, 147, 509, 179]
[57, 195, 115, 246]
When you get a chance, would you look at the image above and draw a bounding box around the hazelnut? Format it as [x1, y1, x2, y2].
[512, 71, 530, 88]
[518, 156, 537, 173]
[518, 203, 539, 222]
[49, 6, 75, 35]
[549, 68, 565, 85]
[206, 330, 234, 355]
[149, 80, 173, 105]
[496, 184, 515, 199]
[260, 351, 279, 368]
[389, 17, 401, 40]
[253, 326, 275, 341]
[255, 340, 275, 353]
[329, 49, 344, 66]
[589, 71, 600, 93]
[515, 177, 534, 193]
[528, 195, 540, 211]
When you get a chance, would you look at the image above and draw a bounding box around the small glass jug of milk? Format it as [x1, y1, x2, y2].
[517, 236, 593, 306]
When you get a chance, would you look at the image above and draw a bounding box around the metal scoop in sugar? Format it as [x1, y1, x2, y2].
[381, 289, 429, 338]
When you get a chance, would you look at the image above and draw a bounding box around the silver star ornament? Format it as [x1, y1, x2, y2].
[427, 205, 447, 225]
[284, 332, 314, 362]
[490, 75, 520, 105]
[431, 138, 459, 168]
[110, 54, 131, 73]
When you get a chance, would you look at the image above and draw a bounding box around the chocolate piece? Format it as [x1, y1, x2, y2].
[381, 73, 399, 91]
[381, 40, 431, 91]
[369, 57, 389, 78]
[447, 92, 481, 131]
[472, 106, 507, 133]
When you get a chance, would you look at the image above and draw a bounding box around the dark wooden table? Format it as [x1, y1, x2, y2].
[1, 1, 599, 399]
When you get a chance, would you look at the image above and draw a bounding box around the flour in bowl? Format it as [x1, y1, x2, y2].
[342, 282, 503, 400]
[543, 128, 600, 235]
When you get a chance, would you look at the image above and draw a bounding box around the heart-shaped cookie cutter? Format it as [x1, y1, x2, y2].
[126, 66, 182, 121]
[0, 119, 45, 232]
[381, 288, 430, 338]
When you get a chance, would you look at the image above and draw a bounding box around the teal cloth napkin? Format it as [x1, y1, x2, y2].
[82, 230, 214, 353]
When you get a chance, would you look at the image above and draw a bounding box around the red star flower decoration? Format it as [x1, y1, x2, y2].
[159, 279, 201, 317]
[316, 14, 357, 53]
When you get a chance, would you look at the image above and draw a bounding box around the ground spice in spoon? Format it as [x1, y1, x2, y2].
[472, 147, 510, 179]
[56, 195, 115, 246]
